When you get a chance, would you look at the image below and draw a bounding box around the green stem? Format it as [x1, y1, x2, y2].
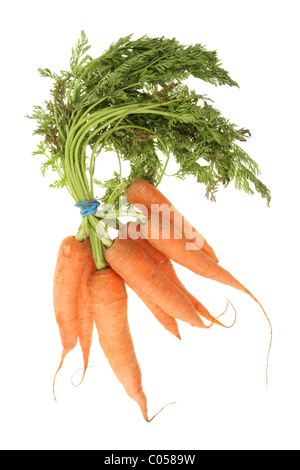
[66, 104, 142, 201]
[63, 101, 180, 271]
[157, 151, 171, 186]
[88, 225, 107, 270]
[53, 102, 66, 142]
[89, 112, 131, 196]
[76, 216, 89, 241]
[70, 57, 102, 102]
[116, 150, 123, 182]
[106, 181, 129, 206]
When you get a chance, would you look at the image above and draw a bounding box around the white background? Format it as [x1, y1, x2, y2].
[1, 0, 299, 451]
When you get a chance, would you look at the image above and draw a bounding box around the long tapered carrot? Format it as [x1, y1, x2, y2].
[121, 221, 229, 327]
[105, 238, 206, 329]
[125, 178, 219, 263]
[53, 237, 94, 396]
[141, 215, 272, 382]
[77, 241, 96, 384]
[119, 222, 181, 338]
[141, 215, 254, 290]
[88, 267, 149, 421]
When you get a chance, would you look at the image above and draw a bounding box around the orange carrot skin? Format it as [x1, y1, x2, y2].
[129, 285, 181, 339]
[105, 238, 205, 328]
[89, 267, 148, 421]
[53, 237, 93, 357]
[125, 178, 219, 263]
[150, 250, 224, 326]
[78, 240, 96, 378]
[141, 216, 272, 384]
[141, 216, 248, 294]
[120, 223, 181, 338]
[140, 297, 181, 339]
[122, 222, 224, 327]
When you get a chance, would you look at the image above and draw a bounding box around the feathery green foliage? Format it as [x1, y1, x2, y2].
[28, 32, 271, 267]
[28, 31, 270, 204]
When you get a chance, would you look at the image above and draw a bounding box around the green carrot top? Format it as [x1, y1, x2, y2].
[28, 31, 271, 268]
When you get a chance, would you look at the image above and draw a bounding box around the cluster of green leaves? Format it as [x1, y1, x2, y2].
[28, 31, 271, 206]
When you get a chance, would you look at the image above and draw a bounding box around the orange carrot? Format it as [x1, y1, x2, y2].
[119, 222, 181, 338]
[141, 216, 254, 290]
[53, 237, 94, 395]
[88, 267, 149, 421]
[105, 238, 206, 329]
[141, 215, 272, 381]
[77, 240, 96, 384]
[121, 221, 228, 327]
[125, 178, 219, 263]
[133, 289, 181, 339]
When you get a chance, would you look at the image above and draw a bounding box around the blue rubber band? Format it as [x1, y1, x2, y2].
[75, 200, 100, 216]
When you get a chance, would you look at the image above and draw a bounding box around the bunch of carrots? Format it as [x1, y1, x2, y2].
[29, 33, 272, 422]
[53, 179, 272, 422]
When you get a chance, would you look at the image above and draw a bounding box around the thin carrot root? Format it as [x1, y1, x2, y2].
[204, 299, 237, 330]
[204, 300, 228, 329]
[222, 299, 238, 329]
[53, 349, 68, 401]
[147, 402, 177, 423]
[71, 365, 95, 387]
[243, 289, 272, 388]
[78, 366, 88, 387]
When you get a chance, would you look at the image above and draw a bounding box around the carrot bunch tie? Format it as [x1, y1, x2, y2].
[75, 200, 100, 217]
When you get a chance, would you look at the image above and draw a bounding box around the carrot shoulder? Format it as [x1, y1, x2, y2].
[89, 267, 149, 421]
[125, 178, 219, 263]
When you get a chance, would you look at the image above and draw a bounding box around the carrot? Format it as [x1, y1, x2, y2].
[125, 178, 219, 263]
[77, 240, 96, 384]
[132, 288, 181, 339]
[141, 215, 272, 382]
[121, 221, 229, 328]
[119, 222, 181, 338]
[105, 238, 206, 329]
[141, 215, 255, 290]
[53, 237, 94, 396]
[88, 267, 149, 421]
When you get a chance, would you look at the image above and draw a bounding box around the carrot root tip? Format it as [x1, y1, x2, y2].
[147, 401, 176, 423]
[53, 350, 68, 402]
[71, 365, 95, 387]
